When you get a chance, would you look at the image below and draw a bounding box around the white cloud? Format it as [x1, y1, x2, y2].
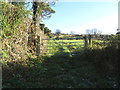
[70, 13, 118, 35]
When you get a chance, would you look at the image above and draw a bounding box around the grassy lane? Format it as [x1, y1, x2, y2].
[2, 38, 119, 88]
[3, 52, 118, 88]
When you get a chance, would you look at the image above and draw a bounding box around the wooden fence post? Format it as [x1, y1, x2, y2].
[40, 36, 41, 55]
[36, 35, 40, 57]
[84, 35, 88, 49]
[88, 35, 92, 45]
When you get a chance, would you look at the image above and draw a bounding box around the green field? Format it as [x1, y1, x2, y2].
[42, 38, 108, 56]
[44, 39, 85, 56]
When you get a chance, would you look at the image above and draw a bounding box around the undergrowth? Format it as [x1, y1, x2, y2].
[2, 34, 120, 88]
[2, 51, 119, 88]
[1, 1, 120, 88]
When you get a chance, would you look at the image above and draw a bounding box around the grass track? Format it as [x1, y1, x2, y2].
[3, 53, 118, 88]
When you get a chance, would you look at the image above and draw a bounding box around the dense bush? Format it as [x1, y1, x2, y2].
[0, 1, 50, 65]
[1, 2, 30, 37]
[84, 35, 120, 74]
[0, 2, 32, 65]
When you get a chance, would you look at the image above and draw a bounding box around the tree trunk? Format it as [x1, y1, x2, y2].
[28, 1, 38, 55]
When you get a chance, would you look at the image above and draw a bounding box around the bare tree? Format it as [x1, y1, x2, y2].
[55, 29, 61, 35]
[86, 29, 91, 34]
[55, 29, 61, 39]
[86, 28, 102, 35]
[92, 28, 102, 35]
[70, 31, 75, 35]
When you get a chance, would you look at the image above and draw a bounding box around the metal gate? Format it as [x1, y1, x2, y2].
[40, 37, 84, 56]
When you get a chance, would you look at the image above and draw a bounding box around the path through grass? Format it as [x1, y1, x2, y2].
[3, 52, 118, 88]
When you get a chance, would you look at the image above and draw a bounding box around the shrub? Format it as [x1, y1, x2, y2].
[0, 2, 31, 65]
[85, 35, 120, 74]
